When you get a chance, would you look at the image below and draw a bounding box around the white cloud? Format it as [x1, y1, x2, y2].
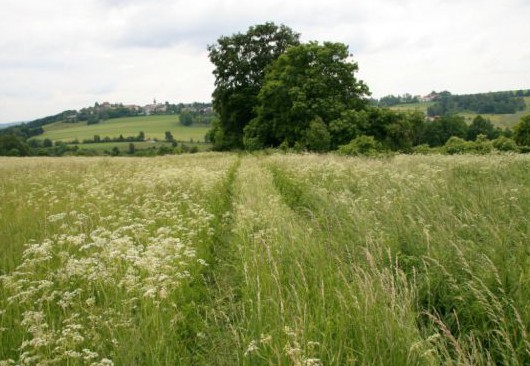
[1, 0, 529, 122]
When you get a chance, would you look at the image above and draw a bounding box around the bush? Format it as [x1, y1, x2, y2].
[157, 145, 174, 155]
[492, 136, 519, 152]
[338, 135, 384, 156]
[443, 136, 472, 154]
[412, 144, 435, 154]
[444, 136, 493, 155]
[472, 134, 493, 154]
[180, 111, 194, 126]
[0, 135, 31, 156]
[110, 146, 121, 156]
[243, 135, 264, 151]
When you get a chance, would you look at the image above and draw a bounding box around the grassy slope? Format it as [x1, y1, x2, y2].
[391, 97, 530, 129]
[389, 101, 433, 112]
[73, 141, 210, 153]
[36, 115, 210, 142]
[2, 153, 529, 365]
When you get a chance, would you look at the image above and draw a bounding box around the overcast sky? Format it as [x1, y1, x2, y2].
[1, 0, 529, 123]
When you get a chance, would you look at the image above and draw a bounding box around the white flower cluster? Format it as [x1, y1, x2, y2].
[0, 155, 236, 364]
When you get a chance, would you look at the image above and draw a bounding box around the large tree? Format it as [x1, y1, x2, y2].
[513, 114, 530, 146]
[243, 41, 369, 150]
[207, 23, 300, 149]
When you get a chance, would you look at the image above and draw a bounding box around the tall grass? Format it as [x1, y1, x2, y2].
[1, 153, 529, 365]
[261, 153, 530, 365]
[0, 155, 237, 364]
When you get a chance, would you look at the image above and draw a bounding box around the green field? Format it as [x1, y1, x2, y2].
[1, 153, 529, 365]
[76, 140, 172, 152]
[459, 109, 529, 129]
[71, 141, 210, 154]
[389, 101, 433, 113]
[390, 98, 530, 129]
[36, 115, 210, 143]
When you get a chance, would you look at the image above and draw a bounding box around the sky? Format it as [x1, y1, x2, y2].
[1, 0, 529, 123]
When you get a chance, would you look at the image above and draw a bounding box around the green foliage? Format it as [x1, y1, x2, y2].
[208, 22, 300, 150]
[245, 41, 369, 149]
[0, 134, 31, 156]
[423, 115, 468, 146]
[329, 109, 368, 148]
[473, 134, 494, 154]
[156, 145, 173, 155]
[467, 115, 499, 140]
[427, 91, 526, 116]
[444, 135, 492, 154]
[43, 138, 53, 148]
[382, 109, 426, 152]
[304, 117, 331, 152]
[164, 130, 174, 141]
[87, 113, 101, 125]
[513, 114, 530, 146]
[411, 144, 435, 154]
[110, 146, 120, 156]
[338, 135, 384, 156]
[179, 111, 194, 126]
[377, 93, 419, 107]
[328, 108, 426, 152]
[492, 136, 519, 152]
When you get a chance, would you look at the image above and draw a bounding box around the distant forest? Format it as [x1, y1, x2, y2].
[375, 90, 529, 116]
[427, 90, 528, 116]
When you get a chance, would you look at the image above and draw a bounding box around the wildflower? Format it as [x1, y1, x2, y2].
[244, 340, 259, 356]
[260, 333, 272, 344]
[90, 358, 114, 366]
[82, 349, 99, 360]
[85, 297, 96, 307]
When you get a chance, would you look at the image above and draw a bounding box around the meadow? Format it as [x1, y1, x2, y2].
[70, 141, 210, 155]
[390, 97, 530, 129]
[36, 115, 210, 143]
[1, 153, 529, 365]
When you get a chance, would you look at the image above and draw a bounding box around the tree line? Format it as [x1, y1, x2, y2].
[375, 93, 420, 107]
[427, 91, 527, 116]
[206, 22, 530, 153]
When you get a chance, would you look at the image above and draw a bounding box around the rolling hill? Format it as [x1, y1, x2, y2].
[34, 115, 210, 143]
[389, 97, 530, 129]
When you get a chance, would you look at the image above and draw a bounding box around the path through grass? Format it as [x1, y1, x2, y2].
[1, 153, 529, 365]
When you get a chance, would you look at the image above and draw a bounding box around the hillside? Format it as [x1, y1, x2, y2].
[34, 115, 210, 143]
[389, 96, 530, 129]
[2, 153, 529, 364]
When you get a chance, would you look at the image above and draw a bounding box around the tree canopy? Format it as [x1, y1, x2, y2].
[207, 22, 300, 149]
[242, 41, 370, 150]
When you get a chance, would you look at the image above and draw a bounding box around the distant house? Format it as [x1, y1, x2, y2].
[143, 103, 167, 115]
